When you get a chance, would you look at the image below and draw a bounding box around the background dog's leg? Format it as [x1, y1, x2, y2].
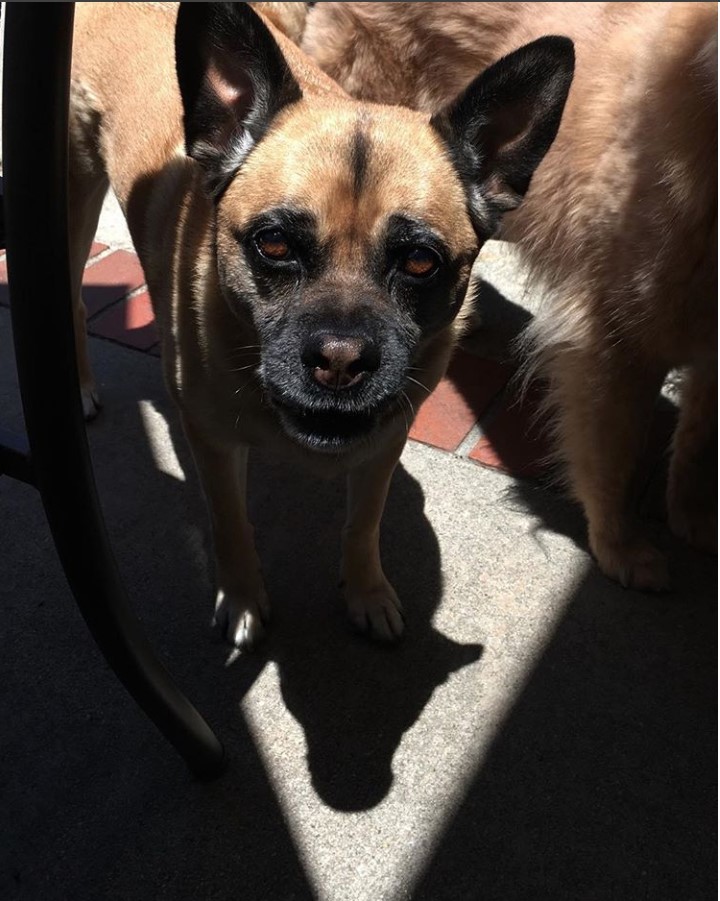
[182, 419, 269, 650]
[552, 348, 668, 591]
[68, 169, 108, 420]
[342, 437, 406, 641]
[667, 365, 717, 553]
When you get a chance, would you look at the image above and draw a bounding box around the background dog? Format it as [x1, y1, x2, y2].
[303, 1, 718, 590]
[68, 2, 573, 648]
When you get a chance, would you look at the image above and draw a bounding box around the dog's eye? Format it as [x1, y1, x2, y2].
[399, 246, 440, 278]
[255, 228, 292, 261]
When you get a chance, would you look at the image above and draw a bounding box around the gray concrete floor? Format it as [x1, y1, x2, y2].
[1, 221, 716, 899]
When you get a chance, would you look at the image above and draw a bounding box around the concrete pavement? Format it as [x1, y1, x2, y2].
[0, 206, 716, 899]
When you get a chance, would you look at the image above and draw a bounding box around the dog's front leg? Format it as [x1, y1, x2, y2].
[342, 437, 406, 641]
[182, 418, 269, 649]
[551, 347, 669, 590]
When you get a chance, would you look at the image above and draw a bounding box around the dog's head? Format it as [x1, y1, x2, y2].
[176, 3, 573, 451]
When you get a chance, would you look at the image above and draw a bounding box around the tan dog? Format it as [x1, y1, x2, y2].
[304, 1, 718, 590]
[69, 2, 573, 647]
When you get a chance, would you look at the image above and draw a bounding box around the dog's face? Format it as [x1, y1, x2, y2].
[176, 3, 574, 451]
[214, 105, 478, 449]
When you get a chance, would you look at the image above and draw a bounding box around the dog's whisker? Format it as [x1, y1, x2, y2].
[396, 397, 410, 436]
[406, 375, 432, 394]
[394, 392, 415, 437]
[233, 378, 260, 425]
[401, 389, 416, 419]
[230, 363, 260, 375]
[228, 353, 261, 365]
[234, 381, 255, 401]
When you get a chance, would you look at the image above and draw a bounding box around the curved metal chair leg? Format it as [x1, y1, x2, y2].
[2, 3, 225, 780]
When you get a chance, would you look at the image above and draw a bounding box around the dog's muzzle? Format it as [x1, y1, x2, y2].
[261, 323, 409, 451]
[272, 398, 379, 451]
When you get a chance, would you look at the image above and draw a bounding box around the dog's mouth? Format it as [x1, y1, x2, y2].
[270, 396, 380, 451]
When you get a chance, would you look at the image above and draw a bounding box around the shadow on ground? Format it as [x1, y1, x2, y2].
[412, 504, 717, 899]
[416, 277, 717, 899]
[1, 310, 480, 897]
[1, 298, 716, 900]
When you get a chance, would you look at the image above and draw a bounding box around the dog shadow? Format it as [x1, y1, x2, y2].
[240, 453, 483, 810]
[0, 325, 481, 896]
[2, 278, 713, 898]
[125, 381, 483, 813]
[110, 164, 484, 814]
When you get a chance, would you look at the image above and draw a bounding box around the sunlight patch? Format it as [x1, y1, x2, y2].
[138, 399, 186, 481]
[236, 440, 589, 900]
[240, 649, 503, 901]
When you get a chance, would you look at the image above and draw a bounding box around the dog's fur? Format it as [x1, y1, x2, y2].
[304, 1, 718, 589]
[68, 2, 573, 647]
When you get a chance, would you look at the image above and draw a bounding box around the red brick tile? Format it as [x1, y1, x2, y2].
[468, 378, 553, 479]
[409, 378, 477, 451]
[88, 241, 109, 260]
[83, 250, 146, 316]
[409, 351, 514, 452]
[89, 290, 158, 349]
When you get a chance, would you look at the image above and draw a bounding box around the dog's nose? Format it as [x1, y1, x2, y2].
[302, 334, 380, 390]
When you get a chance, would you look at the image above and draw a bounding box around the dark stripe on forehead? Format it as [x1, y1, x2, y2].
[349, 123, 371, 198]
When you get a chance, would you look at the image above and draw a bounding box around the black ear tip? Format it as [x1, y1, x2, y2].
[175, 2, 201, 34]
[176, 1, 260, 33]
[176, 2, 265, 42]
[209, 1, 265, 29]
[532, 34, 576, 73]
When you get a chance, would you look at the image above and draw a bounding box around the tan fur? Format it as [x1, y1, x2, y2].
[68, 2, 479, 646]
[219, 103, 475, 267]
[304, 1, 719, 587]
[251, 2, 309, 44]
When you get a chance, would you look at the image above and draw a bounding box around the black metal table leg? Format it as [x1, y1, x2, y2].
[2, 3, 225, 780]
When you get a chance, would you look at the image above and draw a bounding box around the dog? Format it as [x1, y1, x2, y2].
[303, 1, 718, 591]
[68, 1, 573, 648]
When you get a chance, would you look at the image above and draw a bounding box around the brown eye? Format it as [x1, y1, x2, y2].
[400, 246, 440, 278]
[255, 228, 291, 261]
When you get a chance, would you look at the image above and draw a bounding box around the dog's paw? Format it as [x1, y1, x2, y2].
[591, 534, 670, 592]
[213, 585, 270, 650]
[346, 580, 404, 642]
[81, 384, 101, 421]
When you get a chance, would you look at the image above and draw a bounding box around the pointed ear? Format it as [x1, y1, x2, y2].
[175, 2, 302, 200]
[431, 35, 574, 232]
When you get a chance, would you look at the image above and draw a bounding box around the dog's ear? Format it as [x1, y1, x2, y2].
[431, 35, 574, 232]
[175, 2, 302, 199]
